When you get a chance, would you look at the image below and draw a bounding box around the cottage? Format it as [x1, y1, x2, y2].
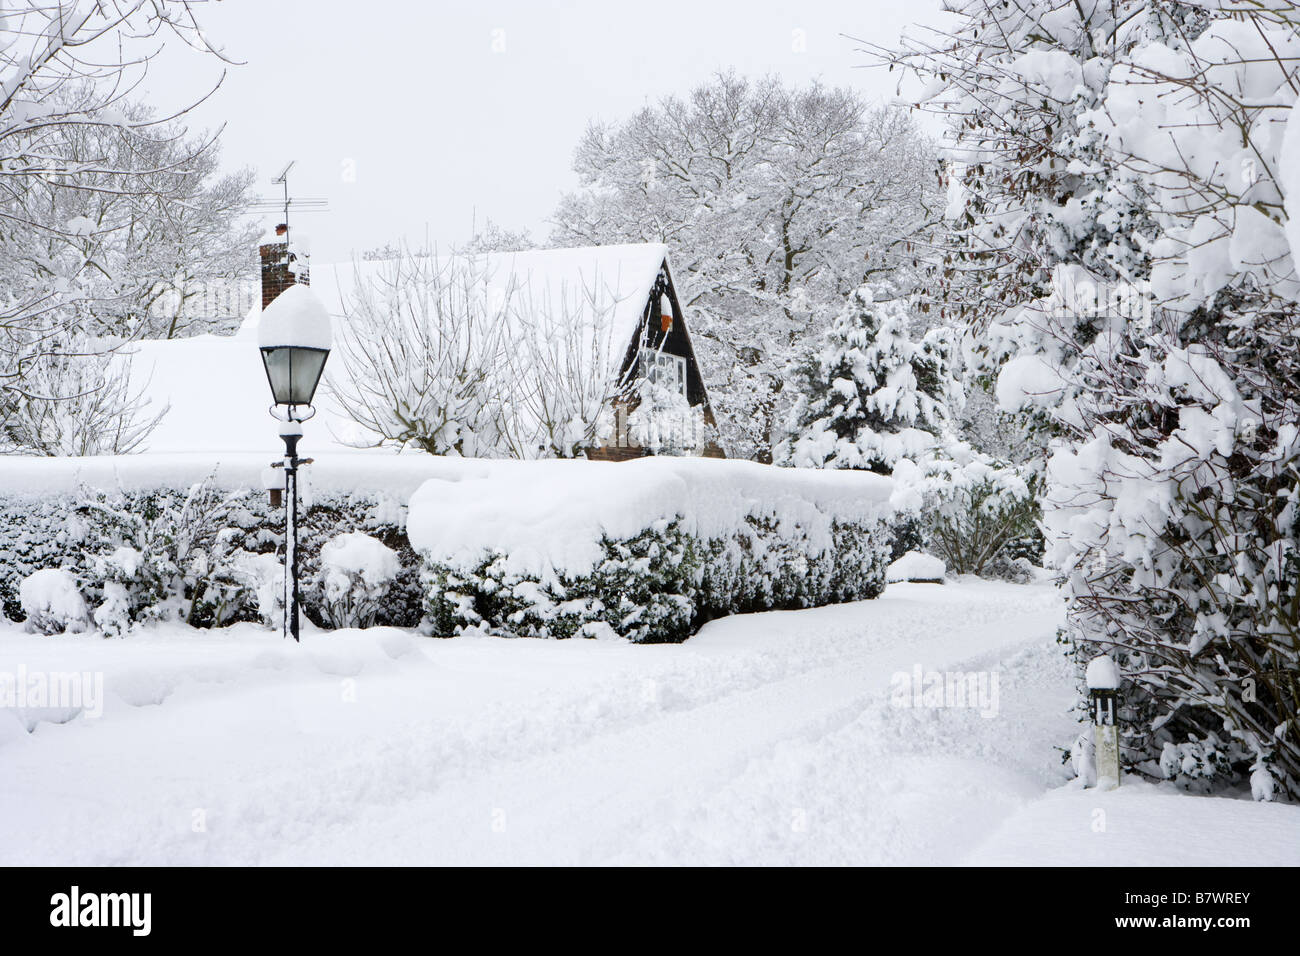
[127, 241, 724, 460]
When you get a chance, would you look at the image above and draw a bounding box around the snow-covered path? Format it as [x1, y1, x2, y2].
[273, 581, 1071, 866]
[1, 580, 1082, 865]
[8, 579, 1292, 866]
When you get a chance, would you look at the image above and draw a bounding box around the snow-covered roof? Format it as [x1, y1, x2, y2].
[127, 243, 671, 455]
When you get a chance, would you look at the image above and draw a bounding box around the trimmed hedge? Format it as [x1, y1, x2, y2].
[413, 458, 894, 643]
[0, 480, 423, 632]
[424, 514, 890, 643]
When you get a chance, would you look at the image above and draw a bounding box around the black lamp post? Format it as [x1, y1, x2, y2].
[258, 284, 331, 642]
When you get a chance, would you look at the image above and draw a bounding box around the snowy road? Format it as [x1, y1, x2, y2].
[0, 580, 1069, 865]
[4, 579, 1291, 866]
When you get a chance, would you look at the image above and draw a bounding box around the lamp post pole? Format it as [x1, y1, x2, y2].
[258, 283, 332, 643]
[280, 420, 303, 643]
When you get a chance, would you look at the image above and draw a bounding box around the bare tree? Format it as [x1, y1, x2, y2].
[2, 342, 165, 455]
[498, 277, 629, 459]
[329, 250, 513, 456]
[0, 1, 234, 435]
[332, 250, 640, 460]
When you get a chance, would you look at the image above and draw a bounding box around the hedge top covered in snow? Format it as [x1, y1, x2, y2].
[0, 451, 459, 501]
[407, 456, 893, 579]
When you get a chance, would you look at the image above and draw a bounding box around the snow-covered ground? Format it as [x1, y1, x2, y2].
[1, 579, 1295, 866]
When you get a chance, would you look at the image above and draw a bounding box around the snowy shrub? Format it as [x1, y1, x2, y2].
[882, 0, 1300, 795]
[886, 551, 945, 584]
[314, 532, 401, 628]
[76, 478, 259, 631]
[90, 546, 164, 638]
[982, 555, 1036, 586]
[891, 446, 1039, 577]
[0, 467, 424, 633]
[1157, 735, 1241, 796]
[294, 501, 423, 629]
[0, 495, 90, 621]
[18, 568, 89, 635]
[425, 521, 701, 642]
[231, 551, 284, 629]
[886, 514, 924, 564]
[410, 457, 893, 642]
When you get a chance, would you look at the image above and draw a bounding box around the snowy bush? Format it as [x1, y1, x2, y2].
[76, 479, 260, 631]
[19, 568, 89, 635]
[886, 551, 945, 584]
[90, 546, 161, 638]
[982, 555, 1037, 586]
[410, 457, 893, 642]
[231, 551, 284, 630]
[0, 464, 424, 633]
[891, 445, 1040, 577]
[315, 532, 401, 629]
[882, 0, 1300, 795]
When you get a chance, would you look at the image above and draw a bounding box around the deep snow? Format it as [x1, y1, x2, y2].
[0, 579, 1294, 866]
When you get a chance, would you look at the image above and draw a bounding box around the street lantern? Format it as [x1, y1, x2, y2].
[258, 284, 331, 642]
[258, 284, 332, 414]
[1086, 654, 1122, 790]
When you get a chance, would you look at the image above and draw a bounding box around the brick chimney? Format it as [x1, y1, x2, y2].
[259, 224, 310, 310]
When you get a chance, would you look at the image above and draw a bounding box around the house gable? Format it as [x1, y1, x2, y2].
[598, 258, 725, 460]
[615, 260, 713, 409]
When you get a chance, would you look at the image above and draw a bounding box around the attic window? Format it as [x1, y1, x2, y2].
[640, 348, 686, 399]
[659, 294, 673, 333]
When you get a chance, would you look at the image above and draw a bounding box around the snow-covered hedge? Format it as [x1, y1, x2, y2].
[0, 453, 432, 632]
[407, 457, 894, 642]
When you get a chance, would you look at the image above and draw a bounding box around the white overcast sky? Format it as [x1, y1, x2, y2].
[145, 0, 946, 263]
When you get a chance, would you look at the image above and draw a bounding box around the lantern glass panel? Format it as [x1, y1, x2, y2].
[261, 346, 328, 407]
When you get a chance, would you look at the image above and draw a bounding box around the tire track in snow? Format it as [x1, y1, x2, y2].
[263, 585, 1067, 865]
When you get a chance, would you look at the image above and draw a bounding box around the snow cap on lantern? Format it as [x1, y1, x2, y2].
[258, 284, 332, 409]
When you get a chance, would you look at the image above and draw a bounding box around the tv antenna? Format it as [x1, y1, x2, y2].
[244, 160, 330, 244]
[272, 160, 294, 240]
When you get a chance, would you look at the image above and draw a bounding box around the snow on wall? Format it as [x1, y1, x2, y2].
[407, 455, 894, 579]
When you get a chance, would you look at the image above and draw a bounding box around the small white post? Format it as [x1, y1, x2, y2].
[1086, 654, 1121, 790]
